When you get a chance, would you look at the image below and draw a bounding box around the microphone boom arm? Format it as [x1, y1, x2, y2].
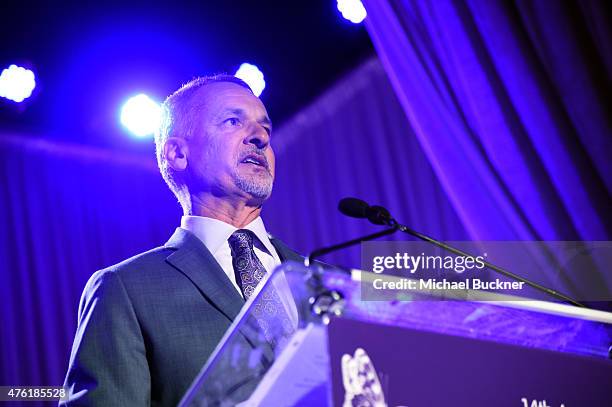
[306, 225, 399, 266]
[396, 223, 585, 308]
[318, 197, 585, 308]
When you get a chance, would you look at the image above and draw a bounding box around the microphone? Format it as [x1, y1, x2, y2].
[338, 197, 392, 225]
[339, 197, 585, 308]
[338, 197, 368, 218]
[306, 198, 400, 267]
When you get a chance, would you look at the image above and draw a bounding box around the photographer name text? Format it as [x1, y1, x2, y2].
[372, 278, 525, 291]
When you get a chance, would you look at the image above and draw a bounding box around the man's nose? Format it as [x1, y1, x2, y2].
[245, 122, 270, 149]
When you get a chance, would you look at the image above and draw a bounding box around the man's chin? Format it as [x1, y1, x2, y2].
[234, 175, 273, 201]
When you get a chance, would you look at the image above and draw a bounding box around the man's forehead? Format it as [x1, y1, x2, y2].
[196, 82, 266, 113]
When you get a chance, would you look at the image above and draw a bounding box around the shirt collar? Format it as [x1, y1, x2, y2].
[180, 215, 277, 258]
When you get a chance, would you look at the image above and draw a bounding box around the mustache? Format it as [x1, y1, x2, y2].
[238, 148, 270, 169]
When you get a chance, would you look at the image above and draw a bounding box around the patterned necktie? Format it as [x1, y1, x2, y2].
[228, 229, 294, 347]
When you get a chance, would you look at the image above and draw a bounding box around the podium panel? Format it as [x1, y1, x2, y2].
[179, 262, 612, 406]
[328, 317, 612, 406]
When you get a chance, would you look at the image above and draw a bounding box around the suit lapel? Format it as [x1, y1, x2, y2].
[270, 237, 304, 264]
[163, 228, 303, 323]
[164, 228, 244, 322]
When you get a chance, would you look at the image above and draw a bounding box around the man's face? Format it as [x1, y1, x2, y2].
[185, 82, 275, 204]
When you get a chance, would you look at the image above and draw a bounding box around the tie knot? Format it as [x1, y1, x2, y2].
[228, 229, 255, 254]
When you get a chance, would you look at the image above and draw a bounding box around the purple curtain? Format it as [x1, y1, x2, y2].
[264, 57, 469, 267]
[362, 0, 612, 241]
[0, 135, 180, 392]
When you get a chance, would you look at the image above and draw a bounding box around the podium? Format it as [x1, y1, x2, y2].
[179, 262, 612, 406]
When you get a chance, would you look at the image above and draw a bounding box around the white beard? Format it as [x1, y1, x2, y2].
[233, 170, 273, 199]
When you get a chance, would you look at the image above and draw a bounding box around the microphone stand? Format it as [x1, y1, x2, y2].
[308, 196, 585, 308]
[394, 222, 586, 308]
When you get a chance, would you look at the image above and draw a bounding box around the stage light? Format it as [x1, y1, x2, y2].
[120, 94, 161, 138]
[337, 0, 367, 24]
[235, 63, 265, 97]
[0, 64, 36, 103]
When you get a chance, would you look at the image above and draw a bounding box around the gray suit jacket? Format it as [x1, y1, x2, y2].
[61, 227, 303, 406]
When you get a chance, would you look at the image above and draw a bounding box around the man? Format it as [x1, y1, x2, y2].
[61, 75, 303, 406]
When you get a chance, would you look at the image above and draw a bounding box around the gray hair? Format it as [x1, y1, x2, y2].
[155, 75, 253, 213]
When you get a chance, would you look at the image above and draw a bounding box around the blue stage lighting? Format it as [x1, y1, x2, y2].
[235, 63, 266, 97]
[0, 64, 36, 103]
[120, 94, 161, 138]
[337, 0, 367, 24]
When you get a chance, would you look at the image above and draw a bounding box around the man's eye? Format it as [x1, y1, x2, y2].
[223, 118, 241, 127]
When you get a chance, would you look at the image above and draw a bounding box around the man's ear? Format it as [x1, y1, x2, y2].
[164, 137, 189, 172]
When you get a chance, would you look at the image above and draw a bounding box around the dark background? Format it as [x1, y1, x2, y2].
[0, 0, 373, 149]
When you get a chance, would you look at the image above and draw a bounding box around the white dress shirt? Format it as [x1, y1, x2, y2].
[181, 215, 281, 294]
